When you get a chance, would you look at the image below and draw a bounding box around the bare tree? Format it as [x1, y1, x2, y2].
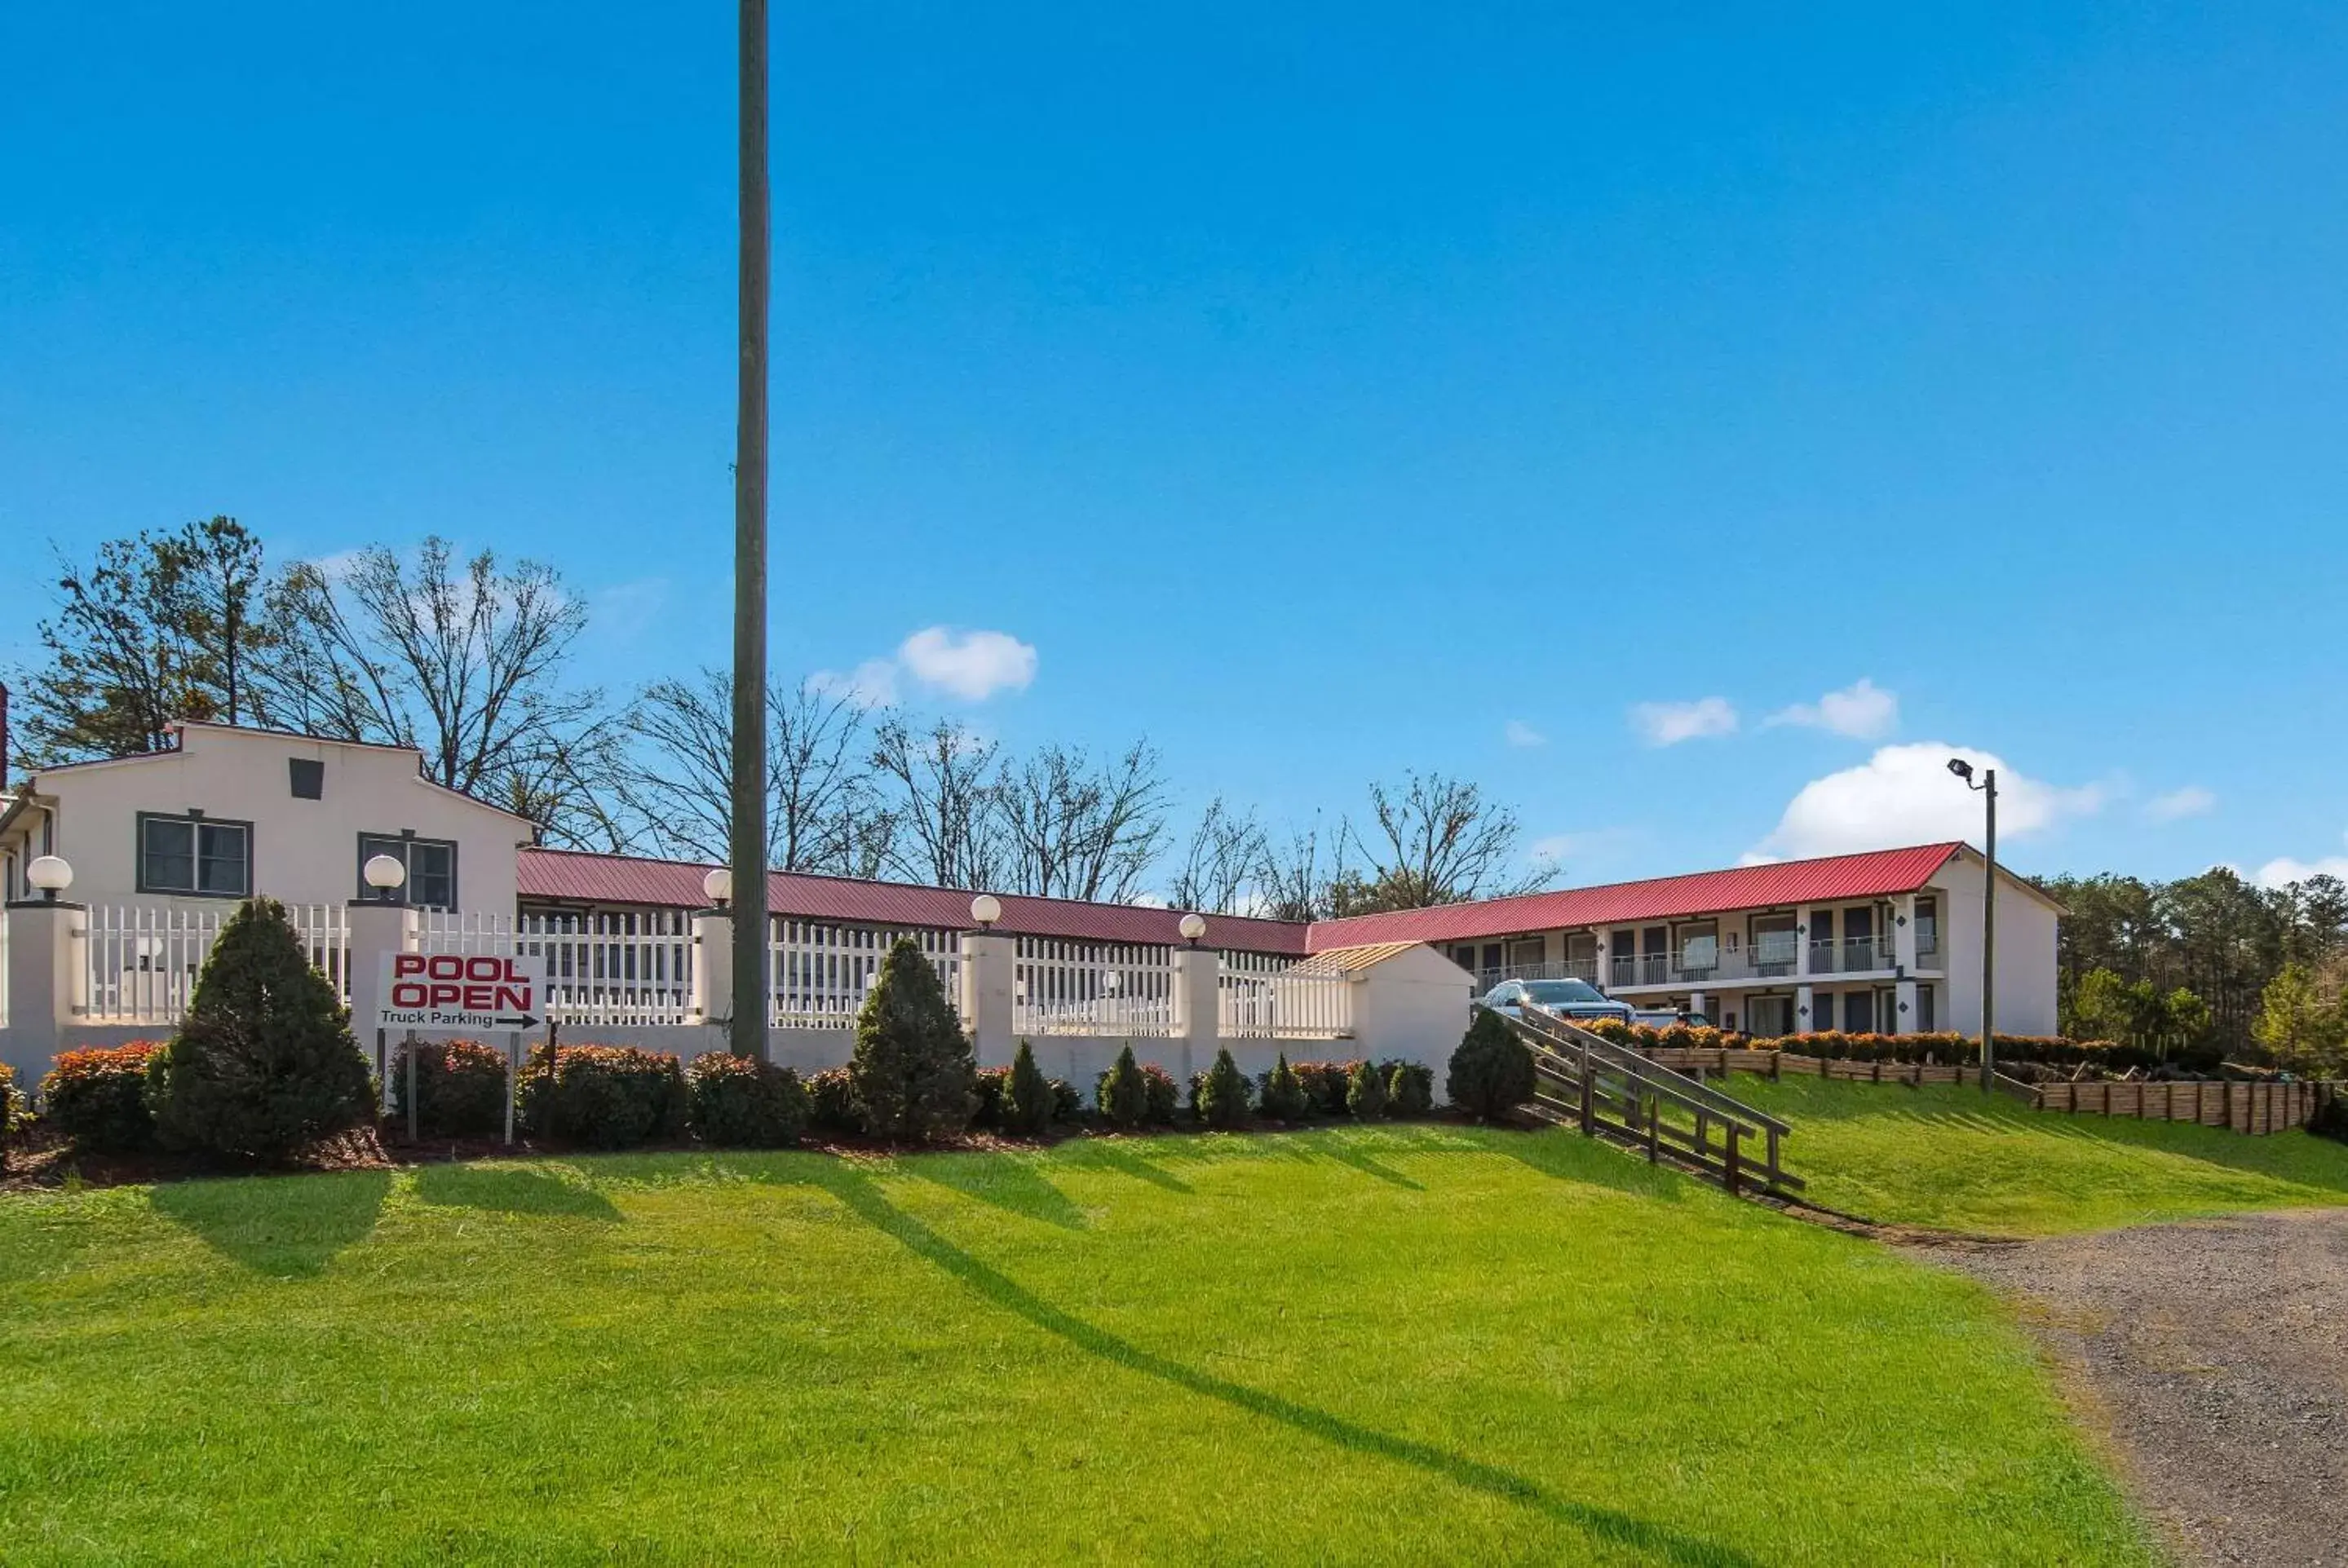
[1253, 817, 1355, 923]
[998, 741, 1170, 903]
[256, 538, 610, 836]
[614, 669, 892, 872]
[1170, 797, 1268, 914]
[1351, 771, 1553, 911]
[871, 716, 1006, 890]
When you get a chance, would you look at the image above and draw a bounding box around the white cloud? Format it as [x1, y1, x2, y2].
[1766, 678, 1899, 740]
[897, 626, 1037, 701]
[1504, 719, 1546, 749]
[1629, 696, 1738, 747]
[806, 659, 900, 709]
[2144, 785, 2217, 824]
[808, 625, 1037, 709]
[1753, 742, 2107, 859]
[591, 576, 670, 643]
[2253, 831, 2348, 889]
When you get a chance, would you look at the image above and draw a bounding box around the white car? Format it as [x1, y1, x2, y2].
[1479, 978, 1635, 1025]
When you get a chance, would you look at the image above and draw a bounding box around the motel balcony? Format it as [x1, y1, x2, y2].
[1600, 935, 1943, 994]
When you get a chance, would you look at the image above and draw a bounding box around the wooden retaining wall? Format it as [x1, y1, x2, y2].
[1643, 1049, 2336, 1137]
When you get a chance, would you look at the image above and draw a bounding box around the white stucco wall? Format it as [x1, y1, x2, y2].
[2, 724, 529, 916]
[1937, 850, 2061, 1037]
[1347, 945, 1475, 1084]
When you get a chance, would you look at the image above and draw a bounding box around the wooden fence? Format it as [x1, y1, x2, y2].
[1642, 1047, 2336, 1137]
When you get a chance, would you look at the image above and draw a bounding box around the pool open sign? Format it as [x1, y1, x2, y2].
[373, 952, 548, 1036]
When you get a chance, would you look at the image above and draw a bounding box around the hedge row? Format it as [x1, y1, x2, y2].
[1566, 1018, 2204, 1073]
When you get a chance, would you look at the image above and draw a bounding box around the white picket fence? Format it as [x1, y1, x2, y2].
[418, 908, 696, 1027]
[769, 921, 961, 1027]
[1217, 952, 1354, 1040]
[1012, 936, 1176, 1036]
[81, 901, 352, 1026]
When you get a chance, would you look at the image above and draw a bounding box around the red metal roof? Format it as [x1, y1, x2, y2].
[517, 841, 1974, 961]
[515, 848, 1314, 955]
[1301, 842, 1966, 951]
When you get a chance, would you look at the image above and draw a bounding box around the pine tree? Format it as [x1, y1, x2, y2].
[1002, 1039, 1054, 1137]
[1195, 1048, 1252, 1129]
[1095, 1044, 1150, 1128]
[850, 937, 978, 1143]
[1447, 1009, 1536, 1123]
[1346, 1058, 1388, 1120]
[144, 898, 373, 1159]
[1259, 1052, 1308, 1121]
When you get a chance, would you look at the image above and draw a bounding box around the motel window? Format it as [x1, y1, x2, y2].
[358, 833, 458, 910]
[1676, 921, 1718, 972]
[1914, 897, 1939, 958]
[1917, 984, 1936, 1032]
[1845, 990, 1876, 1033]
[1811, 991, 1834, 1031]
[137, 813, 251, 898]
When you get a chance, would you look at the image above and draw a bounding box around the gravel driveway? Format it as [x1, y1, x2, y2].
[1925, 1208, 2348, 1566]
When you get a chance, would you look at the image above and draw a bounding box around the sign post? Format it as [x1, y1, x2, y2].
[367, 953, 550, 1148]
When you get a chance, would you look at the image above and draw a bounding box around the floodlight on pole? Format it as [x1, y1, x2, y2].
[1948, 757, 1998, 1093]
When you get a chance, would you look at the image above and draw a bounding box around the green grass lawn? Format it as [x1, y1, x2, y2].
[1739, 1075, 2348, 1235]
[0, 1124, 2152, 1566]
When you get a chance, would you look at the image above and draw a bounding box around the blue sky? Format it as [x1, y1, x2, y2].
[5, 2, 2345, 890]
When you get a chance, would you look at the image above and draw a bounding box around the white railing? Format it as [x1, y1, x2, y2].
[1014, 936, 1174, 1036]
[421, 908, 695, 1027]
[1218, 952, 1354, 1040]
[82, 901, 351, 1026]
[769, 921, 961, 1028]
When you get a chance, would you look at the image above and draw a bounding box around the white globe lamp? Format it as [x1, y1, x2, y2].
[363, 854, 407, 897]
[970, 893, 1002, 929]
[702, 866, 734, 908]
[1178, 912, 1208, 947]
[26, 855, 74, 901]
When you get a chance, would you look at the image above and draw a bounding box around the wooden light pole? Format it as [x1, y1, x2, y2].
[729, 0, 771, 1058]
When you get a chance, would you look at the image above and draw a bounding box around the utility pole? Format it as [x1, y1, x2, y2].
[729, 0, 771, 1059]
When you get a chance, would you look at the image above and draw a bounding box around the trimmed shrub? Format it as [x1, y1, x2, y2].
[1258, 1053, 1309, 1122]
[2310, 1092, 2348, 1145]
[145, 898, 374, 1160]
[971, 1066, 1010, 1129]
[390, 1037, 509, 1138]
[1048, 1077, 1083, 1124]
[1142, 1063, 1181, 1126]
[1097, 1045, 1150, 1129]
[1346, 1058, 1388, 1120]
[1000, 1040, 1054, 1137]
[851, 938, 978, 1144]
[807, 1067, 864, 1137]
[519, 1045, 688, 1149]
[0, 1061, 18, 1155]
[42, 1043, 162, 1152]
[1448, 1009, 1536, 1123]
[1195, 1048, 1251, 1129]
[1385, 1059, 1435, 1116]
[686, 1053, 811, 1147]
[1290, 1060, 1354, 1118]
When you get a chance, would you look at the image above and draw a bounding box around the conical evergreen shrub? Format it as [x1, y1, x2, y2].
[1194, 1047, 1251, 1129]
[1346, 1057, 1388, 1120]
[1447, 1009, 1537, 1123]
[1002, 1039, 1054, 1137]
[850, 937, 977, 1144]
[1258, 1052, 1309, 1121]
[144, 898, 374, 1160]
[1096, 1044, 1149, 1128]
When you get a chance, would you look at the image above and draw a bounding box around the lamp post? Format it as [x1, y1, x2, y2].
[363, 853, 407, 901]
[701, 867, 733, 910]
[1178, 912, 1207, 947]
[26, 855, 73, 902]
[1947, 758, 1997, 1092]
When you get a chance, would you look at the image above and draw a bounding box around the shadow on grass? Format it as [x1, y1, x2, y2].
[1068, 1138, 1195, 1194]
[813, 1164, 1756, 1568]
[1316, 1137, 1425, 1190]
[907, 1153, 1090, 1230]
[148, 1169, 391, 1278]
[412, 1164, 621, 1221]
